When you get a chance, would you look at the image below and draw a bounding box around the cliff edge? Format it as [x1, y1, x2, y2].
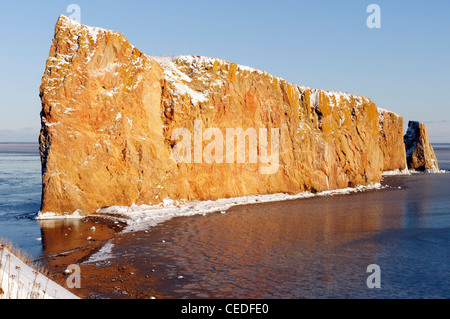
[39, 16, 407, 216]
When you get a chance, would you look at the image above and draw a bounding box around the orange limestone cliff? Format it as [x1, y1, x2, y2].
[38, 16, 407, 216]
[404, 121, 439, 171]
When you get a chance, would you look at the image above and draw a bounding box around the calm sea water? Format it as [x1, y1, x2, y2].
[0, 142, 450, 298]
[0, 143, 43, 258]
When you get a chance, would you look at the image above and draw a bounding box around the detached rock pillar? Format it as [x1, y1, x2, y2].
[404, 121, 439, 171]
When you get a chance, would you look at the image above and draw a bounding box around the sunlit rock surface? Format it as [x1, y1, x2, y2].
[404, 121, 439, 171]
[39, 15, 407, 216]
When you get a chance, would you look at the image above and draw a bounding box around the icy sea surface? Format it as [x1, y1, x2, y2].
[1, 143, 450, 298]
[0, 143, 42, 258]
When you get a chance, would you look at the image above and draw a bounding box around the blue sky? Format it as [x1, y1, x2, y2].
[0, 0, 449, 142]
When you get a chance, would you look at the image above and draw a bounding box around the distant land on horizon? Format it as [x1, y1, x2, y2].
[0, 143, 39, 153]
[0, 128, 40, 143]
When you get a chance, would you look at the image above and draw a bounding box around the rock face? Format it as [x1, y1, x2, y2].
[39, 16, 407, 216]
[404, 121, 439, 171]
[378, 108, 408, 172]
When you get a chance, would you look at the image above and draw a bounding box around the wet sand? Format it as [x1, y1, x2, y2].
[38, 180, 391, 299]
[38, 173, 450, 299]
[37, 213, 182, 299]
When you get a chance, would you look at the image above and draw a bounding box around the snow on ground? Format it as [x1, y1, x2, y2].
[38, 168, 447, 266]
[90, 168, 447, 237]
[79, 183, 384, 263]
[93, 183, 384, 234]
[382, 168, 448, 176]
[35, 210, 84, 220]
[0, 246, 79, 299]
[84, 240, 116, 264]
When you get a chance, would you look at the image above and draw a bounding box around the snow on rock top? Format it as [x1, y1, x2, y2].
[378, 107, 400, 118]
[38, 16, 408, 217]
[150, 55, 400, 116]
[57, 14, 117, 43]
[57, 15, 400, 116]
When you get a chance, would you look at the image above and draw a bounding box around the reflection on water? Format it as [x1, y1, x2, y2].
[37, 219, 117, 258]
[0, 148, 117, 260]
[0, 143, 450, 298]
[107, 174, 450, 298]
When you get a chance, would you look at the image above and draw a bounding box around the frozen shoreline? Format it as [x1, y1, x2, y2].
[84, 183, 385, 263]
[95, 183, 385, 233]
[36, 183, 385, 223]
[36, 170, 448, 264]
[35, 167, 450, 299]
[36, 168, 449, 233]
[382, 168, 448, 176]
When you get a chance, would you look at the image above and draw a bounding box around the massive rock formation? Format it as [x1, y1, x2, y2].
[404, 121, 439, 171]
[378, 108, 407, 172]
[39, 15, 407, 216]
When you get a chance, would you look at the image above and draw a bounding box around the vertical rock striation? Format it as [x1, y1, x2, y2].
[404, 121, 439, 171]
[39, 16, 408, 216]
[378, 108, 408, 172]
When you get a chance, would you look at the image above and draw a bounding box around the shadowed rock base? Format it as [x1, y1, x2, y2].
[404, 121, 439, 171]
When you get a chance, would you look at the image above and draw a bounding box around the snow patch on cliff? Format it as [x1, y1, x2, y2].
[151, 55, 209, 105]
[59, 15, 115, 43]
[150, 54, 396, 115]
[378, 107, 400, 118]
